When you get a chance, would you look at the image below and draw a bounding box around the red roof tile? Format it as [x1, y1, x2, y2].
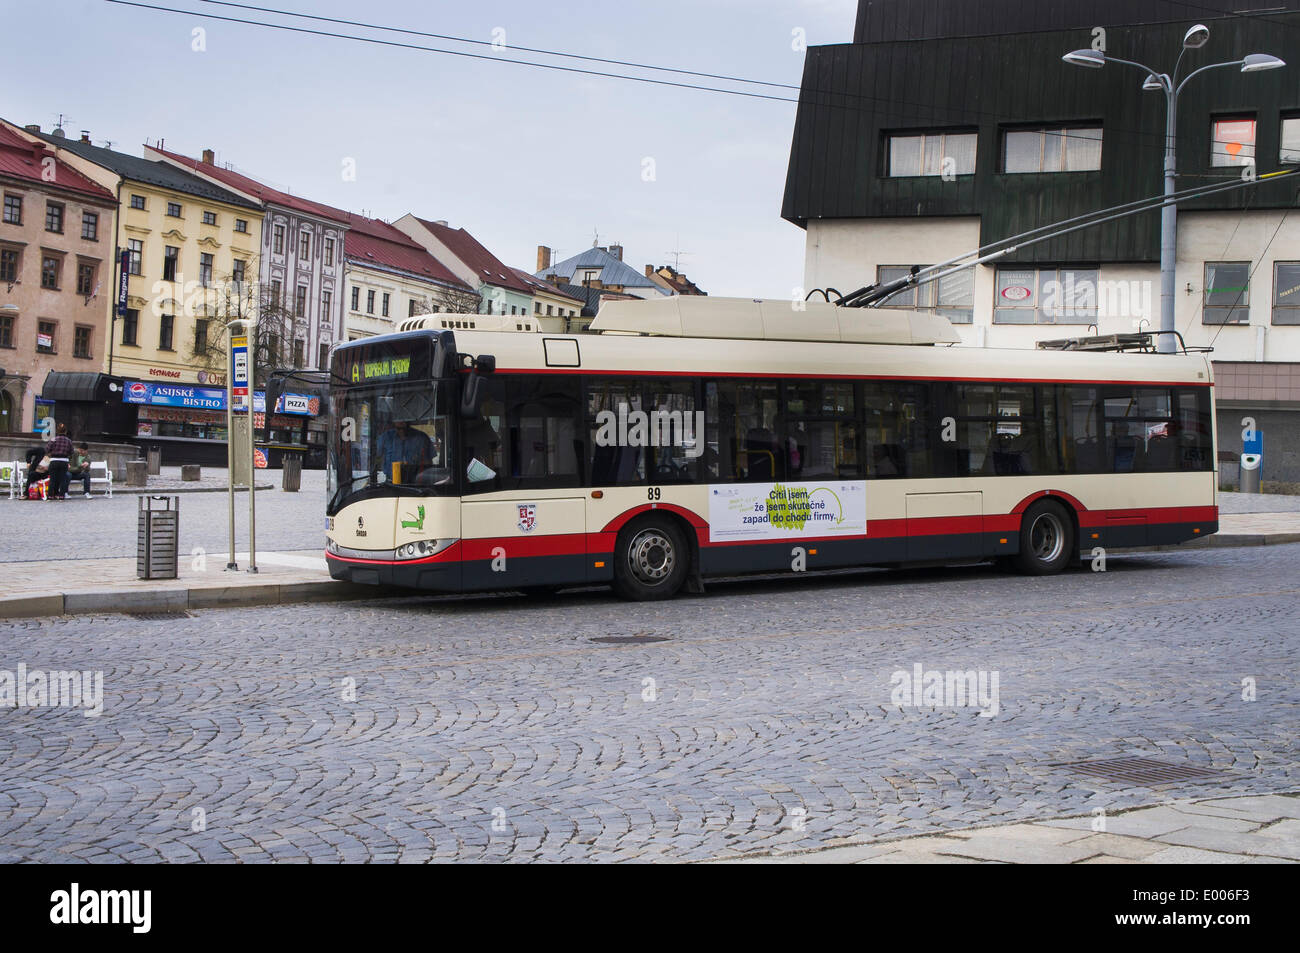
[415, 217, 533, 295]
[343, 213, 472, 290]
[148, 144, 349, 224]
[0, 124, 115, 201]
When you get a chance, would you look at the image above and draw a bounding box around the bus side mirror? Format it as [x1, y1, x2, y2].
[475, 354, 495, 374]
[264, 374, 283, 415]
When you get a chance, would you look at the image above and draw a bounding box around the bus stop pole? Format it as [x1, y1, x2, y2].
[225, 322, 238, 571]
[247, 316, 258, 574]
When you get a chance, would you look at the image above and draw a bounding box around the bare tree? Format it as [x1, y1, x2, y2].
[187, 257, 308, 378]
[408, 282, 482, 318]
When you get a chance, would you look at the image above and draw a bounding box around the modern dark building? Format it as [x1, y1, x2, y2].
[783, 0, 1300, 480]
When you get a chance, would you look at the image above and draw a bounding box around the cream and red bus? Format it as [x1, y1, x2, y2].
[323, 296, 1217, 600]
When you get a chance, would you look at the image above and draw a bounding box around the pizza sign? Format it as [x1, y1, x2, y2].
[1001, 286, 1033, 301]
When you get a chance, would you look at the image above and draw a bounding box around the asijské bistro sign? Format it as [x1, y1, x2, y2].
[122, 382, 317, 415]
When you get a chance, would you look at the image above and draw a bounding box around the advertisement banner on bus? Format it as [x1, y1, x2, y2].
[708, 481, 867, 542]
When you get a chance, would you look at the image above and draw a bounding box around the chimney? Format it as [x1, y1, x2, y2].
[608, 244, 623, 261]
[24, 124, 40, 133]
[202, 148, 215, 164]
[644, 264, 654, 277]
[434, 220, 448, 227]
[537, 245, 551, 272]
[80, 130, 90, 143]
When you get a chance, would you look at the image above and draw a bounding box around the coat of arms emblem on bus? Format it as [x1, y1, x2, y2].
[517, 503, 537, 533]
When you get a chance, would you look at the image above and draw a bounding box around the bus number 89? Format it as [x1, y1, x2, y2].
[648, 487, 661, 501]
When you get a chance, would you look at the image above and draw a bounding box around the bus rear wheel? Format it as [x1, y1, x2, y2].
[613, 518, 689, 601]
[1014, 499, 1074, 575]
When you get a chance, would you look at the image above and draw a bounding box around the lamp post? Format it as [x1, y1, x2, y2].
[1064, 25, 1284, 353]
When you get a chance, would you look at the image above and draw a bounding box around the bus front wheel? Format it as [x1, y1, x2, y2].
[1014, 499, 1074, 575]
[613, 517, 689, 601]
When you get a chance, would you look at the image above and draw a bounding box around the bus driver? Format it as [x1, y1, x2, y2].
[376, 419, 433, 483]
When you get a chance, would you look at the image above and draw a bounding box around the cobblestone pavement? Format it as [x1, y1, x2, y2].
[0, 469, 326, 562]
[0, 544, 1295, 862]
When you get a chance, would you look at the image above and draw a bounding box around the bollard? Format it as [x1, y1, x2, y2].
[137, 496, 179, 579]
[181, 464, 201, 482]
[282, 453, 302, 492]
[147, 445, 162, 476]
[126, 460, 148, 487]
[1240, 453, 1261, 494]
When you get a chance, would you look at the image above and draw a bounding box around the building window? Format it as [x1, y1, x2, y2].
[202, 210, 217, 226]
[0, 313, 11, 348]
[293, 338, 305, 367]
[166, 201, 182, 218]
[199, 252, 214, 287]
[1273, 262, 1300, 325]
[295, 285, 307, 317]
[1279, 116, 1300, 165]
[1203, 261, 1250, 324]
[366, 289, 375, 314]
[127, 239, 143, 275]
[994, 267, 1099, 324]
[270, 279, 282, 307]
[82, 211, 98, 241]
[886, 130, 977, 177]
[3, 194, 21, 224]
[76, 261, 96, 296]
[74, 325, 92, 359]
[382, 292, 390, 317]
[163, 245, 179, 282]
[318, 341, 330, 369]
[351, 286, 360, 311]
[232, 258, 246, 287]
[122, 308, 139, 346]
[1003, 126, 1102, 173]
[0, 248, 19, 283]
[322, 289, 332, 318]
[45, 202, 64, 233]
[195, 318, 209, 354]
[159, 313, 175, 351]
[300, 231, 310, 257]
[129, 194, 146, 210]
[408, 299, 417, 317]
[323, 237, 335, 266]
[41, 255, 61, 290]
[37, 320, 56, 353]
[546, 304, 553, 316]
[877, 265, 974, 324]
[273, 224, 285, 254]
[234, 218, 248, 233]
[1211, 117, 1255, 167]
[534, 302, 541, 314]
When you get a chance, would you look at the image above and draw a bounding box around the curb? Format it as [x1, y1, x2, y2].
[103, 483, 276, 496]
[0, 579, 402, 619]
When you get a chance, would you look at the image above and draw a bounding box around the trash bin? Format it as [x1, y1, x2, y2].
[137, 496, 179, 579]
[1240, 453, 1262, 494]
[282, 452, 302, 492]
[147, 445, 162, 476]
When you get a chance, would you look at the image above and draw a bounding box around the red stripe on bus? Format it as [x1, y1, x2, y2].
[460, 534, 589, 558]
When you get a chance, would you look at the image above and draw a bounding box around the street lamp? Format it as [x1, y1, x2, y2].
[1064, 25, 1285, 352]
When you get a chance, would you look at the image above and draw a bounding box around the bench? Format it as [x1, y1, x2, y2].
[86, 460, 114, 497]
[5, 460, 27, 500]
[6, 459, 114, 498]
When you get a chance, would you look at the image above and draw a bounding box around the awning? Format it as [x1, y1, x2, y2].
[41, 371, 124, 402]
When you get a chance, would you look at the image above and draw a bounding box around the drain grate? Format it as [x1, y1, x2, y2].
[127, 610, 194, 621]
[1058, 757, 1226, 786]
[590, 633, 670, 645]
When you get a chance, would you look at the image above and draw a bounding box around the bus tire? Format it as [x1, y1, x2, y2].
[613, 517, 689, 601]
[1014, 499, 1074, 576]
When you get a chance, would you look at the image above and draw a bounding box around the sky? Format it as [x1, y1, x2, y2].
[4, 0, 858, 298]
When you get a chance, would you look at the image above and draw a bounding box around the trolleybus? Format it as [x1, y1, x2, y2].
[322, 296, 1217, 600]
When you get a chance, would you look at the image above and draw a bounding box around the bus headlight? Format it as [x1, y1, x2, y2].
[396, 539, 457, 560]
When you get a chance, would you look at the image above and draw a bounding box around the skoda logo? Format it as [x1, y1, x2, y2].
[357, 516, 364, 528]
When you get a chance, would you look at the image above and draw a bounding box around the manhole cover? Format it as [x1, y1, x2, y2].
[127, 610, 194, 621]
[1058, 757, 1226, 786]
[590, 634, 670, 645]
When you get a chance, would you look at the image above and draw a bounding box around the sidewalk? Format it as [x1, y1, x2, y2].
[0, 551, 391, 618]
[709, 792, 1300, 863]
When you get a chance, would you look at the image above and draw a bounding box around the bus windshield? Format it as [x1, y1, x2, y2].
[327, 379, 455, 511]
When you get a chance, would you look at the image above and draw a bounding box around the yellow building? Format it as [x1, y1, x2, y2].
[26, 129, 265, 389]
